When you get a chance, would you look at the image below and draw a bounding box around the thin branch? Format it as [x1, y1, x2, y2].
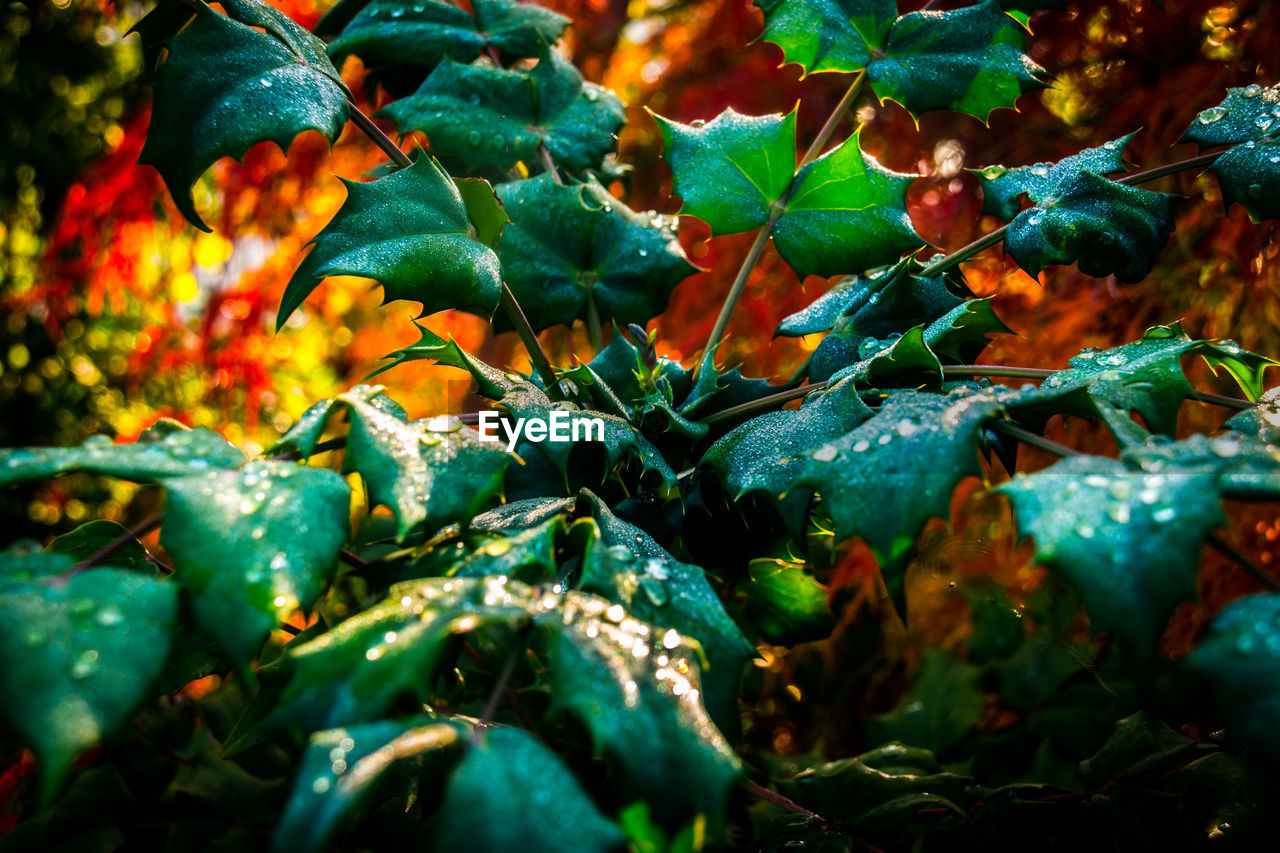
[799, 69, 867, 167]
[1206, 532, 1280, 591]
[347, 108, 412, 169]
[739, 779, 824, 820]
[1190, 389, 1254, 410]
[474, 650, 521, 739]
[1117, 150, 1224, 186]
[339, 549, 369, 570]
[942, 364, 1055, 381]
[702, 380, 828, 425]
[988, 419, 1080, 457]
[499, 283, 563, 397]
[538, 143, 564, 185]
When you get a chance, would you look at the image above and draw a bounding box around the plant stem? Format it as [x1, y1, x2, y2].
[694, 71, 866, 382]
[918, 148, 1231, 278]
[475, 649, 521, 739]
[703, 380, 827, 425]
[585, 284, 603, 351]
[343, 104, 563, 397]
[1204, 532, 1280, 591]
[942, 364, 1054, 380]
[739, 779, 824, 819]
[538, 143, 564, 185]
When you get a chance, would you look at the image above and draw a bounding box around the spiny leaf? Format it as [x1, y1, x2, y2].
[492, 175, 695, 332]
[577, 492, 755, 731]
[447, 515, 566, 582]
[139, 0, 350, 231]
[0, 426, 245, 487]
[702, 378, 873, 519]
[0, 556, 178, 801]
[820, 323, 942, 387]
[329, 0, 568, 71]
[379, 51, 623, 174]
[868, 651, 984, 752]
[279, 153, 503, 328]
[1183, 592, 1280, 761]
[438, 727, 625, 852]
[543, 590, 742, 825]
[1224, 386, 1280, 442]
[1181, 83, 1280, 149]
[771, 131, 924, 279]
[1002, 170, 1175, 282]
[275, 719, 464, 853]
[160, 460, 351, 665]
[275, 385, 511, 540]
[869, 0, 1048, 122]
[975, 133, 1136, 220]
[1208, 137, 1280, 222]
[776, 256, 964, 339]
[651, 107, 796, 235]
[754, 0, 896, 75]
[1000, 455, 1224, 655]
[795, 388, 1008, 564]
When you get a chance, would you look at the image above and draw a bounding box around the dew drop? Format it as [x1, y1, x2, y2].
[260, 78, 273, 88]
[690, 119, 706, 128]
[71, 649, 100, 680]
[467, 130, 482, 145]
[1243, 84, 1262, 97]
[1198, 106, 1228, 124]
[1247, 184, 1264, 200]
[813, 444, 838, 462]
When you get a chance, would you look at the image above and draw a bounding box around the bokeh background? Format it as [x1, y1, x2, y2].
[1, 0, 1278, 759]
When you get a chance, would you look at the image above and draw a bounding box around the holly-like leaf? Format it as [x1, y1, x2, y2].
[702, 378, 873, 520]
[1181, 83, 1280, 149]
[1183, 593, 1280, 761]
[1224, 386, 1280, 442]
[329, 0, 568, 71]
[0, 426, 245, 487]
[447, 516, 567, 582]
[868, 0, 1048, 122]
[0, 561, 178, 800]
[577, 492, 755, 731]
[139, 0, 351, 231]
[777, 257, 964, 339]
[278, 154, 504, 328]
[1208, 137, 1280, 222]
[492, 176, 695, 332]
[651, 107, 796, 235]
[975, 133, 1136, 220]
[1000, 455, 1224, 655]
[543, 591, 742, 825]
[47, 521, 153, 574]
[1002, 170, 1175, 282]
[275, 719, 463, 853]
[739, 558, 835, 644]
[275, 385, 511, 540]
[1008, 326, 1259, 436]
[379, 51, 624, 174]
[795, 388, 1007, 565]
[867, 651, 984, 753]
[160, 460, 351, 665]
[438, 727, 625, 852]
[654, 111, 922, 276]
[771, 132, 924, 279]
[753, 0, 897, 76]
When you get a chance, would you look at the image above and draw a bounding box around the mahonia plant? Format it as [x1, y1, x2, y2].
[5, 0, 1280, 848]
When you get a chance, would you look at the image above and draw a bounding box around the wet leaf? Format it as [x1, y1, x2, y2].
[0, 427, 244, 487]
[975, 133, 1135, 220]
[754, 0, 897, 75]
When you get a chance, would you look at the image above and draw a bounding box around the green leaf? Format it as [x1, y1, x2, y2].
[492, 175, 695, 332]
[1208, 137, 1280, 222]
[1184, 592, 1280, 761]
[139, 0, 350, 231]
[0, 426, 245, 487]
[1077, 711, 1194, 785]
[739, 558, 835, 644]
[160, 460, 351, 664]
[279, 385, 511, 540]
[47, 521, 153, 574]
[651, 107, 796, 235]
[379, 51, 624, 174]
[795, 388, 1007, 564]
[1000, 454, 1224, 655]
[776, 257, 964, 338]
[447, 515, 565, 582]
[975, 133, 1136, 220]
[771, 131, 924, 279]
[275, 719, 463, 853]
[778, 742, 976, 823]
[242, 577, 540, 737]
[754, 0, 896, 76]
[329, 0, 568, 71]
[278, 153, 504, 328]
[653, 112, 922, 276]
[1009, 326, 1251, 436]
[438, 727, 625, 852]
[868, 0, 1048, 122]
[1002, 170, 1175, 282]
[1224, 386, 1280, 441]
[702, 377, 873, 515]
[543, 591, 742, 825]
[1181, 83, 1280, 149]
[577, 492, 755, 731]
[0, 565, 178, 800]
